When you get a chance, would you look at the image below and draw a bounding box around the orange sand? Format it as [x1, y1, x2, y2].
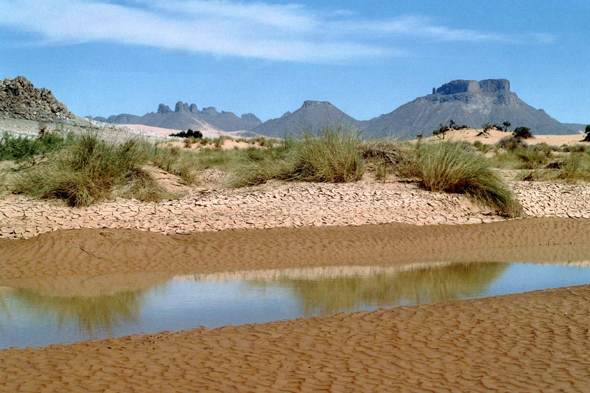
[0, 218, 589, 280]
[2, 218, 590, 391]
[422, 128, 588, 146]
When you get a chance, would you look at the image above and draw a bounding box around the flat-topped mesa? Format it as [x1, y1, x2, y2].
[302, 100, 333, 108]
[435, 79, 510, 95]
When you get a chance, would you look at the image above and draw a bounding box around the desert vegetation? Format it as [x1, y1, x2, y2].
[3, 123, 590, 216]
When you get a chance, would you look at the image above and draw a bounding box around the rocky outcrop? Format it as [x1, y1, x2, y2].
[252, 101, 361, 137]
[0, 76, 73, 121]
[361, 79, 578, 137]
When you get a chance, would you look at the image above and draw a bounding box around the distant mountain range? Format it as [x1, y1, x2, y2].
[87, 78, 585, 138]
[95, 101, 262, 132]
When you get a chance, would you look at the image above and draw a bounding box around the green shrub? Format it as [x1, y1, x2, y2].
[513, 127, 533, 139]
[0, 132, 70, 162]
[496, 136, 527, 151]
[398, 141, 522, 217]
[169, 129, 203, 139]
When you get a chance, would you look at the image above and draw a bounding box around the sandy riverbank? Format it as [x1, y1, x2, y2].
[1, 217, 589, 280]
[2, 218, 590, 391]
[1, 283, 590, 391]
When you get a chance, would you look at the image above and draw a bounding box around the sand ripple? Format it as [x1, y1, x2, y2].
[1, 285, 590, 392]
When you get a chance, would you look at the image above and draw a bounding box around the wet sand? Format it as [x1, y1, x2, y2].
[1, 217, 589, 280]
[2, 218, 590, 391]
[1, 285, 590, 392]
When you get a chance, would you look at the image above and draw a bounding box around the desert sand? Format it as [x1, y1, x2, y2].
[121, 123, 225, 139]
[424, 127, 588, 146]
[1, 218, 590, 391]
[1, 217, 589, 280]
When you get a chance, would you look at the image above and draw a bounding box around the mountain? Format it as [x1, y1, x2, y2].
[0, 76, 73, 121]
[252, 100, 361, 137]
[361, 79, 584, 137]
[99, 101, 262, 132]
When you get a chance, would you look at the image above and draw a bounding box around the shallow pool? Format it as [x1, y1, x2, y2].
[1, 261, 590, 349]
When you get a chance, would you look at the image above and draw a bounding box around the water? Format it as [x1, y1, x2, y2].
[1, 261, 590, 349]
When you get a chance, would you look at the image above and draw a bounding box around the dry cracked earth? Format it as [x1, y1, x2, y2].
[2, 177, 590, 240]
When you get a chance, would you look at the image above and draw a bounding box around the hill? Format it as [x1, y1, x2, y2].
[252, 100, 361, 137]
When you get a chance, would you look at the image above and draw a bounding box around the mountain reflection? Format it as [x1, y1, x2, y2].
[250, 262, 509, 315]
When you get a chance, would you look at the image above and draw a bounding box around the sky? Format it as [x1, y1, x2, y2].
[0, 0, 588, 124]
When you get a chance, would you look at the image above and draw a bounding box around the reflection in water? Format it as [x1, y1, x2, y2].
[249, 262, 509, 315]
[7, 288, 150, 337]
[2, 261, 590, 349]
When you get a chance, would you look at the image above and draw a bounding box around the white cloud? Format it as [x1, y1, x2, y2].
[0, 0, 554, 62]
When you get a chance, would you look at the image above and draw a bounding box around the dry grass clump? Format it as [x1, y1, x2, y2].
[229, 126, 364, 187]
[289, 127, 364, 182]
[397, 141, 522, 217]
[13, 133, 170, 206]
[150, 145, 198, 185]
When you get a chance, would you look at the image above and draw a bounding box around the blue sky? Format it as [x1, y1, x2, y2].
[0, 0, 588, 123]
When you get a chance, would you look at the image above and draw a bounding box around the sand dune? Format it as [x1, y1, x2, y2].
[423, 128, 588, 146]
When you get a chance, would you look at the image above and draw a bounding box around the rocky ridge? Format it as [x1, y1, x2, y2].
[0, 76, 73, 121]
[101, 101, 262, 132]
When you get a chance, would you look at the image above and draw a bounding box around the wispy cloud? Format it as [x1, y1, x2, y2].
[0, 0, 554, 62]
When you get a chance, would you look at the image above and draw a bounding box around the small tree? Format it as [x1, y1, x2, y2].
[583, 125, 590, 142]
[503, 121, 511, 132]
[514, 126, 533, 139]
[481, 123, 493, 134]
[433, 124, 450, 139]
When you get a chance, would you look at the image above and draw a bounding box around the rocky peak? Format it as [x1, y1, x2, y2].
[0, 75, 73, 120]
[157, 104, 172, 114]
[189, 104, 198, 114]
[200, 107, 219, 116]
[174, 101, 190, 113]
[241, 113, 261, 123]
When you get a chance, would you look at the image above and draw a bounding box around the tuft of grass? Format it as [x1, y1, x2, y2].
[555, 153, 590, 182]
[13, 133, 167, 206]
[516, 148, 550, 170]
[398, 141, 522, 217]
[229, 126, 364, 187]
[472, 140, 493, 154]
[288, 127, 364, 183]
